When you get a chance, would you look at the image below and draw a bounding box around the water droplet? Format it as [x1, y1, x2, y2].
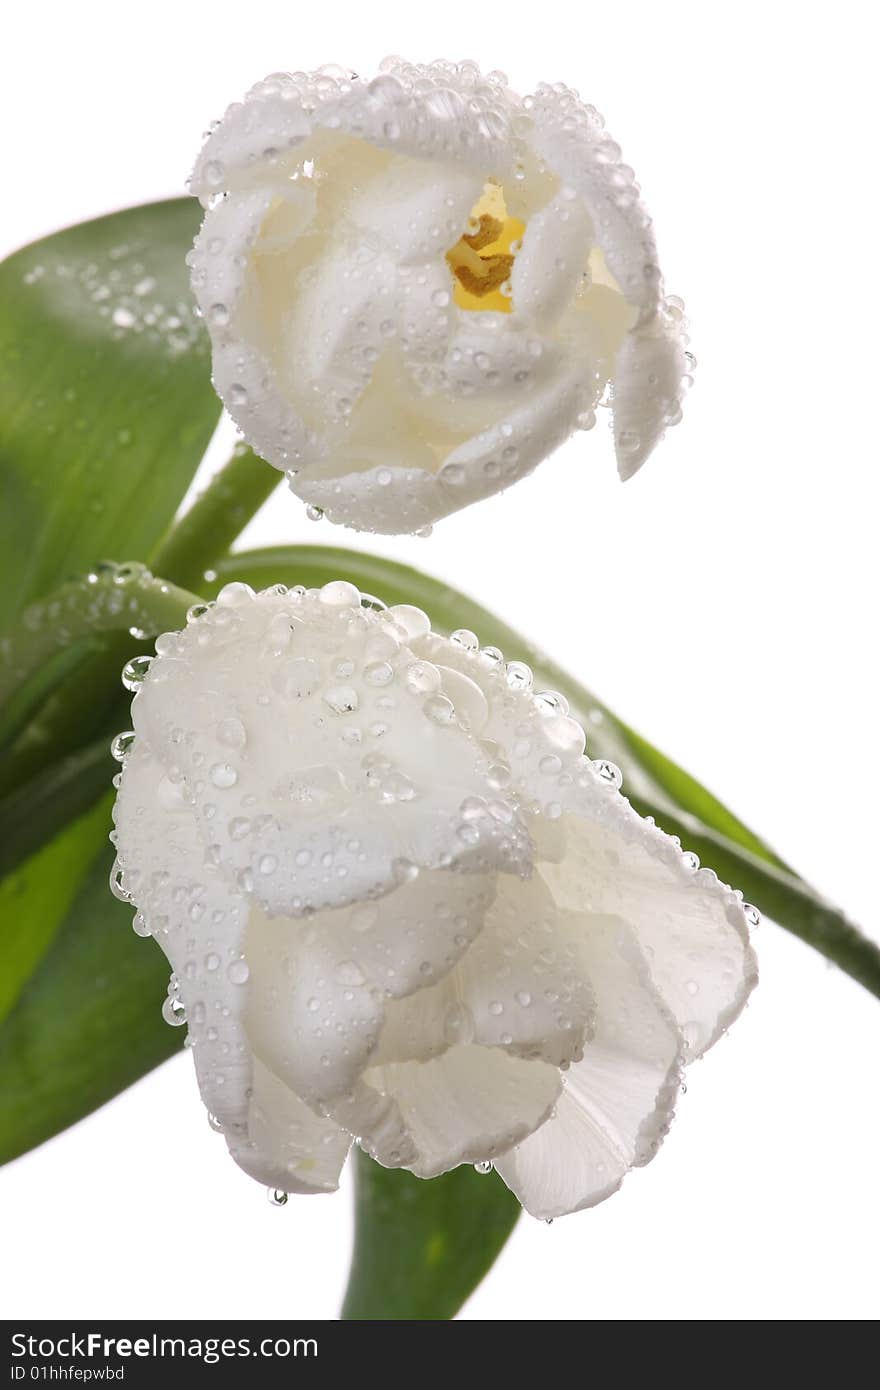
[323, 685, 359, 714]
[743, 903, 761, 929]
[227, 958, 250, 985]
[364, 661, 393, 687]
[335, 959, 366, 987]
[505, 661, 533, 692]
[320, 581, 360, 608]
[423, 694, 455, 724]
[593, 759, 622, 788]
[207, 1112, 224, 1133]
[162, 995, 187, 1026]
[405, 661, 441, 695]
[392, 858, 420, 884]
[474, 1160, 493, 1175]
[440, 463, 465, 488]
[208, 303, 230, 327]
[210, 762, 238, 788]
[267, 1188, 289, 1207]
[121, 656, 152, 690]
[110, 730, 135, 761]
[131, 912, 152, 938]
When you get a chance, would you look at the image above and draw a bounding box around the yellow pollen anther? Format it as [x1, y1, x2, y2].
[446, 182, 525, 313]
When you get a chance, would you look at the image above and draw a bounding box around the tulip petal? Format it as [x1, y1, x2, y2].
[373, 869, 595, 1071]
[511, 191, 592, 328]
[495, 920, 683, 1218]
[527, 85, 662, 320]
[132, 585, 531, 918]
[539, 805, 757, 1057]
[295, 356, 599, 533]
[612, 315, 689, 480]
[111, 743, 252, 1137]
[229, 1058, 351, 1194]
[242, 867, 499, 1111]
[403, 630, 756, 1056]
[360, 1044, 561, 1179]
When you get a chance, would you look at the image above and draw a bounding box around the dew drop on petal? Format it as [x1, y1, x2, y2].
[121, 656, 153, 690]
[210, 762, 239, 788]
[227, 958, 250, 985]
[162, 995, 187, 1026]
[110, 731, 136, 761]
[593, 759, 623, 788]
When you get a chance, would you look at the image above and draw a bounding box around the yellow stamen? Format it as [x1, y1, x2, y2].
[446, 182, 525, 313]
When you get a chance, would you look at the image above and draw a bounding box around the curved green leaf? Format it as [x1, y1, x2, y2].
[0, 835, 179, 1165]
[0, 564, 201, 733]
[342, 1151, 520, 1320]
[0, 199, 219, 631]
[0, 738, 111, 879]
[0, 795, 110, 1029]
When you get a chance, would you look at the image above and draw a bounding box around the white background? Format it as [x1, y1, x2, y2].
[1, 0, 878, 1321]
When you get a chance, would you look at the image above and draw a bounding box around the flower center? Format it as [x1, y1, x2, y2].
[445, 182, 525, 314]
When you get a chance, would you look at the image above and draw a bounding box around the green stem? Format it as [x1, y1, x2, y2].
[150, 445, 280, 593]
[0, 564, 200, 735]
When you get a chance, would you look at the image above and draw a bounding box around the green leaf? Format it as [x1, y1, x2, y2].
[0, 795, 111, 1029]
[0, 738, 111, 880]
[0, 564, 201, 745]
[0, 199, 220, 632]
[0, 836, 179, 1165]
[342, 1150, 520, 1320]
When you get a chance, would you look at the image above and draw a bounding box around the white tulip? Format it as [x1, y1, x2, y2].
[111, 582, 755, 1219]
[188, 59, 692, 536]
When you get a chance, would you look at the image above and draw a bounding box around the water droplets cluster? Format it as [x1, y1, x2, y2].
[21, 237, 204, 360]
